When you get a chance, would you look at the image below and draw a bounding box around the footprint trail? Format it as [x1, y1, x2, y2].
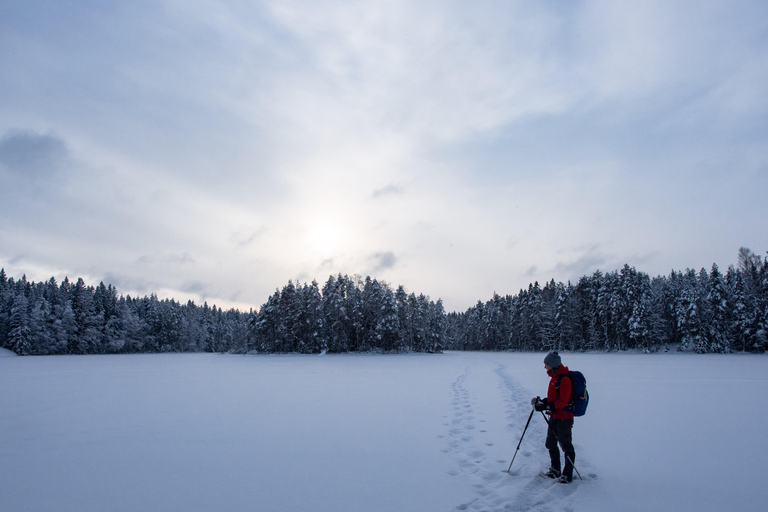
[442, 358, 594, 512]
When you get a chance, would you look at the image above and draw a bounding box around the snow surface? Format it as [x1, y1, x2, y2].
[1, 351, 766, 512]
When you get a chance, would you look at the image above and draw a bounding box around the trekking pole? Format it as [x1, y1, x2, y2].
[506, 406, 535, 473]
[539, 411, 583, 480]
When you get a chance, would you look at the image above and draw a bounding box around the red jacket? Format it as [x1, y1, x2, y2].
[546, 364, 574, 420]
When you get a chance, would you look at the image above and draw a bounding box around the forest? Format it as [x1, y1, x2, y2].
[1, 248, 766, 356]
[0, 273, 445, 355]
[446, 248, 766, 354]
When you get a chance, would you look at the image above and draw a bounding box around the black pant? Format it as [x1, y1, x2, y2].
[545, 418, 575, 478]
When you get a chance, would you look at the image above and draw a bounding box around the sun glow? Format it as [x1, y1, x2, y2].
[309, 222, 342, 256]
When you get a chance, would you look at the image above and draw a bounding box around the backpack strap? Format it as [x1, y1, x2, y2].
[554, 372, 573, 409]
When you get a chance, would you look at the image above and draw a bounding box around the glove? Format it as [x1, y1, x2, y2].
[534, 398, 550, 412]
[530, 397, 539, 406]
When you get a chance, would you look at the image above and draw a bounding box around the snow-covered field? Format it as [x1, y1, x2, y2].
[1, 349, 766, 512]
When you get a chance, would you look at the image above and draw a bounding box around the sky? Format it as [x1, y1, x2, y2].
[1, 0, 767, 313]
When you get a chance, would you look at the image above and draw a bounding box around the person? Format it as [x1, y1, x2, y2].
[531, 351, 575, 483]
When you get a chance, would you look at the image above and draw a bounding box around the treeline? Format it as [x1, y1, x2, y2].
[2, 248, 766, 356]
[446, 248, 767, 354]
[0, 271, 445, 355]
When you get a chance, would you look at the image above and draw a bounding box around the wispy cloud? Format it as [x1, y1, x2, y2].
[180, 280, 209, 296]
[371, 183, 406, 199]
[554, 246, 610, 281]
[369, 251, 397, 274]
[0, 130, 70, 178]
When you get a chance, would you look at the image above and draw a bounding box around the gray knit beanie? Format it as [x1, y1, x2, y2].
[544, 351, 561, 368]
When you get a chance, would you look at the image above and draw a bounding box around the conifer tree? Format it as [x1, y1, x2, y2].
[9, 294, 31, 355]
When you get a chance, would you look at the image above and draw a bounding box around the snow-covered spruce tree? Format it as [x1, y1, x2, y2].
[482, 293, 506, 351]
[0, 269, 9, 348]
[521, 282, 545, 351]
[675, 269, 706, 352]
[540, 280, 559, 352]
[756, 253, 768, 353]
[345, 276, 365, 352]
[425, 298, 446, 353]
[456, 301, 481, 350]
[9, 293, 31, 355]
[731, 271, 758, 352]
[553, 283, 571, 351]
[621, 265, 653, 350]
[277, 280, 302, 352]
[297, 280, 325, 354]
[252, 291, 279, 352]
[505, 289, 523, 351]
[117, 298, 145, 353]
[376, 286, 402, 352]
[573, 273, 601, 351]
[222, 308, 247, 354]
[628, 294, 652, 352]
[68, 278, 102, 354]
[322, 275, 350, 353]
[344, 275, 364, 349]
[27, 289, 54, 354]
[395, 285, 411, 350]
[93, 282, 123, 352]
[355, 277, 377, 352]
[416, 294, 437, 352]
[40, 277, 69, 354]
[706, 264, 731, 353]
[408, 292, 427, 351]
[595, 271, 614, 350]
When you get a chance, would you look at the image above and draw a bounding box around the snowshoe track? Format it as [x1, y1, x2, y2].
[443, 359, 593, 512]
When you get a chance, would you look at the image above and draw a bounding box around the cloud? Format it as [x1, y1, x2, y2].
[0, 130, 70, 179]
[231, 227, 269, 248]
[554, 246, 610, 280]
[371, 183, 405, 199]
[101, 272, 157, 297]
[164, 253, 196, 266]
[369, 251, 397, 273]
[133, 252, 196, 269]
[180, 280, 209, 296]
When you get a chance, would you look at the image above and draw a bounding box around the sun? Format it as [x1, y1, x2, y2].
[309, 222, 342, 256]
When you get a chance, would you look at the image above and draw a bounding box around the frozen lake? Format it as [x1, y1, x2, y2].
[1, 350, 766, 511]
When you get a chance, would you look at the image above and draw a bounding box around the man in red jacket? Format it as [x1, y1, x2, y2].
[532, 351, 575, 483]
